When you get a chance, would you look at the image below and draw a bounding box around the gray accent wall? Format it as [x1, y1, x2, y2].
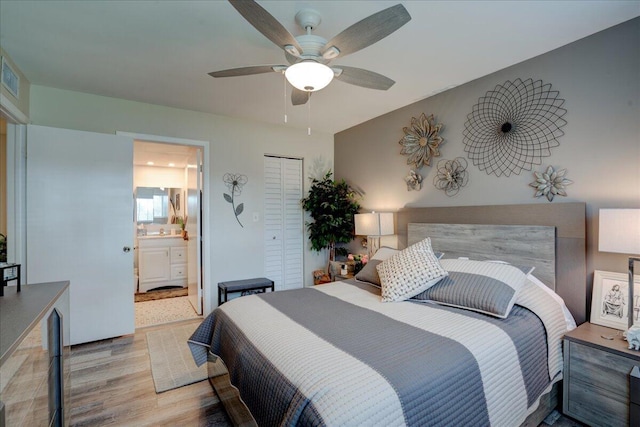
[335, 18, 639, 303]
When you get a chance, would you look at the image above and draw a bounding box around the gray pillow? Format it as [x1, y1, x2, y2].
[413, 258, 527, 318]
[355, 259, 383, 286]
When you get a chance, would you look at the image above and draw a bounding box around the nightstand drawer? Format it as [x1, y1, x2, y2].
[567, 376, 628, 426]
[568, 341, 631, 399]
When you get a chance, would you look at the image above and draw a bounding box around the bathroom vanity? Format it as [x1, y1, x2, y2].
[137, 235, 187, 293]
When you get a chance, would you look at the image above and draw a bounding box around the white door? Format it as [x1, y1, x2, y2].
[26, 124, 134, 345]
[187, 148, 203, 314]
[264, 156, 303, 291]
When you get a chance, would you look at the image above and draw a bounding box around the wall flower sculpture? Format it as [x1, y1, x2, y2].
[433, 157, 469, 197]
[404, 169, 423, 191]
[529, 166, 572, 202]
[462, 78, 567, 177]
[223, 173, 247, 227]
[399, 113, 444, 169]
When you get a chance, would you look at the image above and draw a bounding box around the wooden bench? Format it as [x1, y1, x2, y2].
[217, 277, 274, 306]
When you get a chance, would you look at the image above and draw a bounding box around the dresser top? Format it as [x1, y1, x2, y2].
[565, 322, 640, 361]
[0, 281, 69, 366]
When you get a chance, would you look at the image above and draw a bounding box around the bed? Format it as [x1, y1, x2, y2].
[189, 203, 586, 427]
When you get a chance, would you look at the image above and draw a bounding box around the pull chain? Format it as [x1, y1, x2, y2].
[307, 92, 311, 136]
[283, 73, 288, 124]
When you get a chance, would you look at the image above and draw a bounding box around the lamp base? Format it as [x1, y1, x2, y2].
[368, 236, 381, 260]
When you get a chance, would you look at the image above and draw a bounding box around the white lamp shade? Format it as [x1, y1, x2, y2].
[285, 61, 334, 92]
[354, 212, 394, 236]
[599, 209, 640, 255]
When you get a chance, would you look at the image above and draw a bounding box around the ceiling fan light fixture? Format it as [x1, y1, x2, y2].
[285, 61, 334, 92]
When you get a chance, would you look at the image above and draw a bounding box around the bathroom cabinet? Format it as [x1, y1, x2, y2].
[138, 236, 187, 292]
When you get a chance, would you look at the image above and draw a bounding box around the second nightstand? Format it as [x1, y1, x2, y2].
[563, 322, 640, 427]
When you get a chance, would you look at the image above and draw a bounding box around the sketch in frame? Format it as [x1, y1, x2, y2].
[591, 270, 640, 331]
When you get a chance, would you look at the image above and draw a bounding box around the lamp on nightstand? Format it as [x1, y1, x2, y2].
[599, 209, 640, 329]
[354, 212, 394, 259]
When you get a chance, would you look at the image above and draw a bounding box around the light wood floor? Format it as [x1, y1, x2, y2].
[69, 319, 231, 427]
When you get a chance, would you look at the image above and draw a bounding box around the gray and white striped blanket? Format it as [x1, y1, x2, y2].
[189, 279, 569, 426]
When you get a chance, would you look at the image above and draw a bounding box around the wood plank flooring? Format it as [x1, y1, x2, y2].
[69, 319, 231, 426]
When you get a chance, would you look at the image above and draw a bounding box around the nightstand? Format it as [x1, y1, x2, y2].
[334, 273, 354, 281]
[563, 322, 640, 426]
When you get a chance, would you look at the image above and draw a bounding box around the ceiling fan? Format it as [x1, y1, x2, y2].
[210, 0, 411, 105]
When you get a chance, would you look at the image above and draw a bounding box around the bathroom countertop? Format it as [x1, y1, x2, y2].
[137, 234, 183, 239]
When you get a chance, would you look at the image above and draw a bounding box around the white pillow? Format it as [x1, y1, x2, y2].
[376, 238, 448, 302]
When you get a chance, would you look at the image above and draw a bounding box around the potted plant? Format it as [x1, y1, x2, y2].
[301, 170, 360, 263]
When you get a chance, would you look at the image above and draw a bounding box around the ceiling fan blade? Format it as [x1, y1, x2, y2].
[208, 65, 284, 78]
[291, 88, 310, 106]
[321, 4, 411, 59]
[333, 66, 395, 90]
[229, 0, 303, 55]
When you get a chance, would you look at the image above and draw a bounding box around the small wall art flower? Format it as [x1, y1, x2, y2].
[223, 173, 247, 227]
[399, 113, 444, 169]
[529, 166, 572, 202]
[433, 157, 469, 197]
[404, 169, 423, 191]
[462, 78, 567, 177]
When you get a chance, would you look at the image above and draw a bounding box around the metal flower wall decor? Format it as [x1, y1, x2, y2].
[399, 113, 444, 169]
[462, 78, 567, 177]
[433, 157, 469, 197]
[529, 166, 572, 202]
[404, 169, 423, 191]
[223, 173, 247, 227]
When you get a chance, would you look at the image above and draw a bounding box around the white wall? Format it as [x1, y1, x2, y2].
[29, 86, 334, 313]
[335, 18, 640, 294]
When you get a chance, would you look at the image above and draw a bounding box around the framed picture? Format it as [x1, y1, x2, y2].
[591, 270, 640, 330]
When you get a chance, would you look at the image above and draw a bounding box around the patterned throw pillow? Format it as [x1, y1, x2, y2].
[376, 238, 448, 302]
[413, 259, 528, 318]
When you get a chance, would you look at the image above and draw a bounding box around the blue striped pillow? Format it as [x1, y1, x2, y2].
[412, 259, 527, 318]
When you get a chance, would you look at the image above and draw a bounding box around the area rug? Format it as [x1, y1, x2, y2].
[135, 287, 187, 302]
[147, 323, 207, 393]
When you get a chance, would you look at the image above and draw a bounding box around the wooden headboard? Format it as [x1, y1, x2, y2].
[397, 203, 587, 324]
[408, 223, 556, 288]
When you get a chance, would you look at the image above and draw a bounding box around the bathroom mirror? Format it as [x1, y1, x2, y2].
[135, 187, 182, 224]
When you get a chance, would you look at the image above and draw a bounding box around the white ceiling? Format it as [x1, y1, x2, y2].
[1, 1, 638, 135]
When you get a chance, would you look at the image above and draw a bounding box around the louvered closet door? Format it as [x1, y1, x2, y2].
[264, 156, 303, 291]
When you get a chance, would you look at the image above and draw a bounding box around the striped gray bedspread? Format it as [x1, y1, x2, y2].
[189, 279, 568, 426]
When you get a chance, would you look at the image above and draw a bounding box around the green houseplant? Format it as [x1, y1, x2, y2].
[301, 171, 360, 262]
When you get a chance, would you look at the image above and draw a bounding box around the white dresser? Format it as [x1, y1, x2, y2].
[137, 235, 187, 293]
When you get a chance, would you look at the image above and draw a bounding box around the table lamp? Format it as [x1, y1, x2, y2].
[599, 208, 640, 329]
[354, 212, 394, 259]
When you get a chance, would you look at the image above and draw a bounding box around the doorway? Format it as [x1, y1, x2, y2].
[131, 137, 206, 328]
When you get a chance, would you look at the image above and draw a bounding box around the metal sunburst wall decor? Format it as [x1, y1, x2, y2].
[462, 78, 567, 177]
[433, 157, 469, 197]
[399, 113, 444, 169]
